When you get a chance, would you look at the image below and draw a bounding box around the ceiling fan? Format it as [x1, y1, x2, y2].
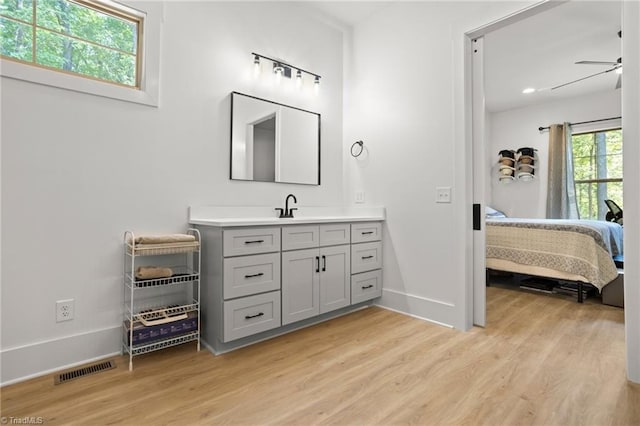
[551, 30, 622, 91]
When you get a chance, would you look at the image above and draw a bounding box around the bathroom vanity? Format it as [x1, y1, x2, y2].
[190, 206, 385, 354]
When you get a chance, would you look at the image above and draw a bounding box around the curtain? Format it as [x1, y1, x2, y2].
[546, 123, 579, 219]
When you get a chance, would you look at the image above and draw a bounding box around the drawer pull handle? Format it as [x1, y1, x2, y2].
[244, 273, 264, 279]
[362, 255, 374, 260]
[322, 255, 326, 271]
[245, 312, 264, 320]
[362, 284, 374, 289]
[244, 240, 264, 244]
[362, 231, 374, 235]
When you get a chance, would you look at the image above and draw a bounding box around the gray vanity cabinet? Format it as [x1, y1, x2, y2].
[281, 224, 350, 325]
[195, 220, 382, 354]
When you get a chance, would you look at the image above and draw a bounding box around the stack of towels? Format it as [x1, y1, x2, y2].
[133, 234, 196, 280]
[134, 234, 196, 244]
[135, 266, 174, 280]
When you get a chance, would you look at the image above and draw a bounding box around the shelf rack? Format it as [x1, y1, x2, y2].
[123, 229, 201, 371]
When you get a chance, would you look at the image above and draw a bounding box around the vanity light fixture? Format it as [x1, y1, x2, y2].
[251, 52, 321, 89]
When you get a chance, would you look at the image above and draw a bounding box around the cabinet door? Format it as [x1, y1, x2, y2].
[223, 253, 280, 300]
[282, 225, 319, 251]
[282, 248, 320, 325]
[319, 245, 351, 314]
[223, 291, 281, 342]
[351, 269, 382, 304]
[223, 228, 280, 257]
[319, 224, 350, 247]
[351, 222, 382, 244]
[351, 241, 382, 274]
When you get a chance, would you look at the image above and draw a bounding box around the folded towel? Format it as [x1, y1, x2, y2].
[134, 234, 195, 244]
[135, 266, 173, 280]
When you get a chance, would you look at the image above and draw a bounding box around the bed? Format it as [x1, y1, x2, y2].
[486, 217, 624, 302]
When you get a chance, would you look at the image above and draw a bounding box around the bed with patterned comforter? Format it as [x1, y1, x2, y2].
[486, 218, 623, 291]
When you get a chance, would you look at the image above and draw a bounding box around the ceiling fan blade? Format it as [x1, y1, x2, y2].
[616, 75, 622, 89]
[575, 60, 618, 66]
[551, 67, 616, 91]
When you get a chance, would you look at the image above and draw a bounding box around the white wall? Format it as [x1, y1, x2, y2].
[488, 90, 621, 218]
[344, 1, 534, 328]
[0, 1, 345, 384]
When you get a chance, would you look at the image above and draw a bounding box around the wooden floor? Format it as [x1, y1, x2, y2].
[2, 286, 639, 425]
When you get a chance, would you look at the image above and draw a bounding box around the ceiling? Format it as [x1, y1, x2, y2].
[307, 1, 622, 113]
[484, 1, 622, 112]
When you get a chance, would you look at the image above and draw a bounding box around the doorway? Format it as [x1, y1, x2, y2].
[466, 0, 639, 382]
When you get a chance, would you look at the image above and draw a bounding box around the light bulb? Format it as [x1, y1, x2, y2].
[253, 55, 261, 76]
[616, 67, 622, 75]
[274, 64, 284, 84]
[314, 76, 320, 94]
[295, 70, 302, 88]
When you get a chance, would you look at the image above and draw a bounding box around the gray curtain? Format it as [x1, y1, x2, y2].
[546, 123, 579, 219]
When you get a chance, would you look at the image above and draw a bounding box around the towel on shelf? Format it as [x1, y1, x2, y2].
[134, 234, 195, 244]
[135, 266, 173, 280]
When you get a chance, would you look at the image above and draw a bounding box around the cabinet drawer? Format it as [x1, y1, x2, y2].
[351, 241, 382, 274]
[223, 253, 280, 300]
[351, 222, 382, 243]
[351, 269, 382, 304]
[282, 225, 319, 251]
[319, 224, 350, 247]
[223, 291, 281, 342]
[223, 228, 280, 257]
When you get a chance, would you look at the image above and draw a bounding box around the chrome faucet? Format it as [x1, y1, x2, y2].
[275, 194, 297, 218]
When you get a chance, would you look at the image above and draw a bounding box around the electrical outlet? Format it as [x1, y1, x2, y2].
[436, 187, 452, 203]
[56, 299, 74, 322]
[355, 191, 365, 204]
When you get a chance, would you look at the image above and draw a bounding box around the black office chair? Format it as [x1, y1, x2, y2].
[604, 199, 623, 225]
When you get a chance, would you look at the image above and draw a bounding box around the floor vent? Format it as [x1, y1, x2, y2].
[54, 360, 116, 385]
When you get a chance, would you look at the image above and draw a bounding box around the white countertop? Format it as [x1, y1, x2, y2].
[189, 205, 385, 227]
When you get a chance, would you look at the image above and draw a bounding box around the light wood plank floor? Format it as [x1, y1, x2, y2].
[2, 286, 638, 425]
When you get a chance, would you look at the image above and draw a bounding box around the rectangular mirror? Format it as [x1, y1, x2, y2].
[230, 92, 320, 185]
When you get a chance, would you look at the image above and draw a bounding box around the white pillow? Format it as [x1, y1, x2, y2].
[485, 206, 507, 218]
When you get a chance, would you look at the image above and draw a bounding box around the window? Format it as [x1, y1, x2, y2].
[572, 128, 623, 220]
[1, 0, 142, 87]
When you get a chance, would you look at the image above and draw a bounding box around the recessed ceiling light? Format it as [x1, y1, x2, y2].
[522, 88, 536, 94]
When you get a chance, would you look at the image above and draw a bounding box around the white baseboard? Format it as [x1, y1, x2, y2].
[377, 288, 457, 328]
[1, 326, 121, 386]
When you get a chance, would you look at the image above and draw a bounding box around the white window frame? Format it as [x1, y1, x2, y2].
[572, 125, 623, 220]
[0, 0, 161, 107]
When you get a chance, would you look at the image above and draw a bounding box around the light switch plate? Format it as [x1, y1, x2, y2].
[436, 187, 452, 203]
[355, 191, 365, 204]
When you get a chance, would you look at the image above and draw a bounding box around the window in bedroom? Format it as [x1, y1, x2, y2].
[0, 0, 143, 88]
[572, 128, 623, 221]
